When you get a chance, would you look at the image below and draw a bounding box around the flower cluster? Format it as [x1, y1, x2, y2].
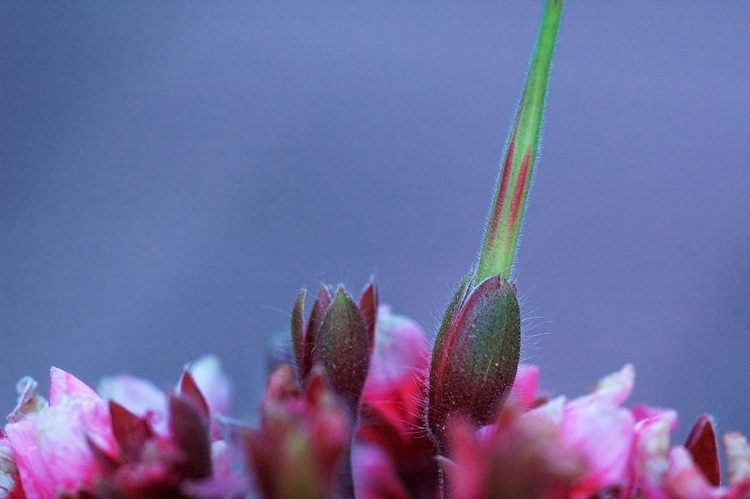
[1, 302, 749, 498]
[3, 1, 747, 497]
[0, 356, 247, 499]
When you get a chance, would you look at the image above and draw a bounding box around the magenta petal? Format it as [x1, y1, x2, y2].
[49, 366, 100, 405]
[365, 306, 429, 389]
[511, 364, 539, 409]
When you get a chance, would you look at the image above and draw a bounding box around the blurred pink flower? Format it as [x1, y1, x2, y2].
[4, 368, 116, 498]
[529, 364, 637, 497]
[2, 356, 240, 499]
[98, 355, 232, 440]
[444, 363, 750, 499]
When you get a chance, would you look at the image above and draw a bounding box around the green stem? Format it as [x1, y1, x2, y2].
[475, 0, 563, 284]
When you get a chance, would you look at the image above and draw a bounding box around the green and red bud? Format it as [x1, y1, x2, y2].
[291, 280, 378, 416]
[427, 273, 521, 452]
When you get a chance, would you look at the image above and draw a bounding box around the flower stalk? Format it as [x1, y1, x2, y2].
[426, 0, 563, 456]
[475, 0, 563, 284]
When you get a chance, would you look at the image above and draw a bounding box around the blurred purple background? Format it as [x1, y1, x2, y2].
[2, 2, 749, 444]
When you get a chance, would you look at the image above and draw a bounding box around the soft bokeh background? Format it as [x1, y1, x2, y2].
[2, 1, 749, 445]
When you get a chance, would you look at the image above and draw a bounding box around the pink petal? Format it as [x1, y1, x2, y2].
[724, 432, 750, 486]
[511, 364, 539, 408]
[365, 306, 429, 390]
[543, 366, 638, 496]
[562, 396, 635, 495]
[630, 409, 677, 498]
[587, 364, 635, 406]
[5, 419, 56, 498]
[49, 366, 100, 405]
[97, 373, 168, 436]
[663, 446, 717, 498]
[6, 369, 115, 497]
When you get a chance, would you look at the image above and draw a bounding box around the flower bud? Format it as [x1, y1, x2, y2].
[427, 273, 521, 451]
[245, 364, 350, 499]
[291, 281, 377, 416]
[684, 414, 720, 487]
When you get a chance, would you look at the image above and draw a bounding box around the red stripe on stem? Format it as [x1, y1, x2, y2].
[486, 135, 516, 252]
[506, 150, 531, 242]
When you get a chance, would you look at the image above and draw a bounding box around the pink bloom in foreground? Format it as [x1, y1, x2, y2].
[2, 356, 241, 499]
[531, 364, 638, 496]
[4, 368, 115, 498]
[2, 316, 749, 498]
[445, 363, 750, 499]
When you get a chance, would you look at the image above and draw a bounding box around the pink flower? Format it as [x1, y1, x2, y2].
[532, 364, 637, 497]
[98, 355, 232, 439]
[449, 363, 750, 498]
[2, 357, 241, 499]
[353, 306, 439, 499]
[444, 405, 586, 499]
[4, 368, 116, 498]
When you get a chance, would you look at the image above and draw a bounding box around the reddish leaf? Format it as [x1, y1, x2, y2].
[168, 394, 212, 479]
[291, 289, 306, 372]
[300, 284, 333, 380]
[108, 400, 154, 463]
[178, 370, 210, 419]
[358, 278, 379, 352]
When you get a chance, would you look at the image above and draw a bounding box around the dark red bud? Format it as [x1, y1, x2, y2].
[246, 364, 350, 499]
[685, 414, 720, 486]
